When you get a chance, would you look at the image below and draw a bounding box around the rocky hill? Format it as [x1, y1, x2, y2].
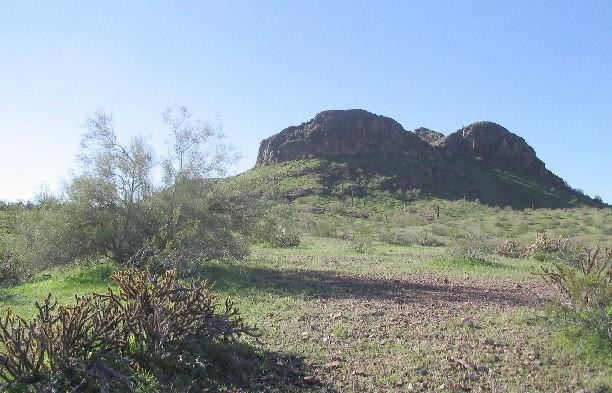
[255, 109, 599, 208]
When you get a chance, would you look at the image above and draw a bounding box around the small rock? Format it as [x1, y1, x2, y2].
[303, 376, 317, 384]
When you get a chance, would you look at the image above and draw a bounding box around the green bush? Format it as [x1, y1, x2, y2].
[310, 220, 337, 238]
[7, 204, 87, 278]
[349, 236, 373, 253]
[269, 225, 301, 248]
[540, 246, 611, 342]
[416, 231, 445, 247]
[252, 215, 301, 248]
[495, 239, 526, 258]
[4, 109, 260, 277]
[385, 230, 418, 246]
[447, 232, 493, 261]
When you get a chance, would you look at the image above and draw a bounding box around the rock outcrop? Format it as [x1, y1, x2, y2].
[257, 109, 427, 166]
[443, 122, 541, 171]
[254, 109, 596, 208]
[414, 127, 445, 146]
[257, 110, 548, 174]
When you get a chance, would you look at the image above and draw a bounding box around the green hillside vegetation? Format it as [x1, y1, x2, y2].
[227, 159, 610, 246]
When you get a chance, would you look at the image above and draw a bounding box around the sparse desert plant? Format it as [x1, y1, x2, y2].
[0, 252, 27, 286]
[385, 230, 418, 246]
[495, 239, 526, 259]
[447, 233, 494, 261]
[526, 233, 575, 258]
[310, 220, 337, 238]
[328, 201, 346, 215]
[269, 225, 301, 248]
[254, 217, 301, 248]
[0, 268, 256, 392]
[416, 231, 445, 247]
[350, 236, 373, 253]
[0, 294, 129, 392]
[539, 246, 612, 342]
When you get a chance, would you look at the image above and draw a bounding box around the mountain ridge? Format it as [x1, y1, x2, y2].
[254, 109, 600, 208]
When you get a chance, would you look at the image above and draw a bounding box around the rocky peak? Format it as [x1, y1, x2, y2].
[256, 111, 553, 177]
[256, 109, 426, 166]
[413, 127, 445, 146]
[442, 121, 545, 173]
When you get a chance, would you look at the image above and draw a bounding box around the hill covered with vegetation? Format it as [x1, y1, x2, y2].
[255, 109, 602, 209]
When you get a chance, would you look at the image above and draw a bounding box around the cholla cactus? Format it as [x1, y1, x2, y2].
[0, 268, 257, 391]
[526, 234, 577, 258]
[495, 239, 526, 258]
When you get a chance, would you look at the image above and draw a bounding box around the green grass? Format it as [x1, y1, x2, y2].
[0, 261, 115, 316]
[1, 237, 609, 391]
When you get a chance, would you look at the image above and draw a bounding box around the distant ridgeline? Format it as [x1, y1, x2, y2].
[253, 109, 602, 209]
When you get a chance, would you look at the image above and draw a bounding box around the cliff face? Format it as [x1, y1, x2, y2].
[257, 110, 428, 166]
[257, 110, 549, 174]
[254, 109, 595, 208]
[443, 122, 542, 171]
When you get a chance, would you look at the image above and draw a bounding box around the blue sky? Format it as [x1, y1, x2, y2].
[1, 1, 611, 202]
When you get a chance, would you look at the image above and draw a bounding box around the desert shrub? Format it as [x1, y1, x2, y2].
[133, 183, 256, 273]
[428, 223, 452, 238]
[447, 233, 494, 261]
[349, 236, 373, 253]
[525, 233, 575, 258]
[5, 109, 258, 278]
[0, 268, 256, 392]
[0, 251, 25, 286]
[252, 215, 300, 248]
[267, 225, 301, 248]
[495, 239, 526, 259]
[328, 201, 346, 215]
[7, 205, 89, 277]
[385, 230, 418, 246]
[539, 246, 612, 343]
[416, 231, 445, 247]
[0, 294, 129, 391]
[310, 220, 337, 238]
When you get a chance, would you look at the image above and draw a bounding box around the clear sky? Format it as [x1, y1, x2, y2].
[1, 1, 611, 203]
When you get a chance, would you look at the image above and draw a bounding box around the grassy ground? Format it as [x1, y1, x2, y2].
[1, 237, 610, 392]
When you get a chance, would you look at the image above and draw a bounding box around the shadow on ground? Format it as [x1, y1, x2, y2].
[200, 263, 549, 308]
[190, 342, 337, 392]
